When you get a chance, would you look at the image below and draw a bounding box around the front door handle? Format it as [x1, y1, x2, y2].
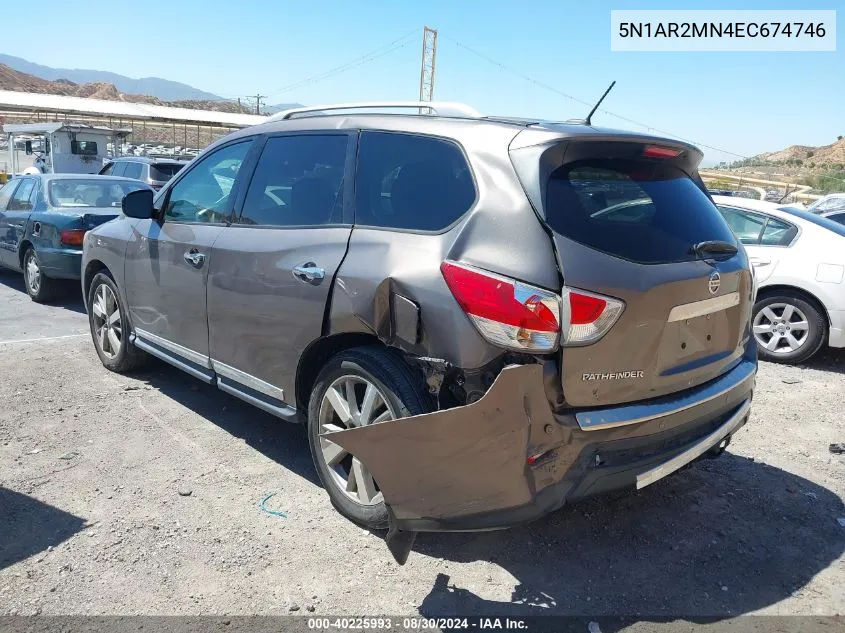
[183, 249, 206, 268]
[749, 257, 771, 267]
[293, 262, 326, 284]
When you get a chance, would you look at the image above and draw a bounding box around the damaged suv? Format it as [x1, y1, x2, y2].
[82, 102, 756, 563]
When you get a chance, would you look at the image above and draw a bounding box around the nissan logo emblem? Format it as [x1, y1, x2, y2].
[708, 271, 721, 295]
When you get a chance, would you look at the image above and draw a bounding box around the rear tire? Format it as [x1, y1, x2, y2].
[87, 272, 148, 372]
[22, 248, 60, 303]
[307, 346, 431, 530]
[752, 293, 826, 364]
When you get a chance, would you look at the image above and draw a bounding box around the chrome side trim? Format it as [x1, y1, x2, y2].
[134, 328, 211, 368]
[217, 378, 298, 421]
[576, 359, 756, 431]
[667, 292, 740, 322]
[636, 398, 751, 489]
[131, 334, 214, 384]
[210, 359, 285, 401]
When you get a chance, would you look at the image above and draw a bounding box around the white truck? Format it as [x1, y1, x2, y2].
[4, 123, 130, 175]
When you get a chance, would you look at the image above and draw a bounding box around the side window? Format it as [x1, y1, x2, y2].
[123, 162, 143, 180]
[0, 180, 18, 210]
[826, 213, 845, 226]
[828, 198, 845, 212]
[8, 179, 36, 211]
[111, 162, 127, 177]
[760, 218, 798, 246]
[100, 162, 114, 176]
[354, 131, 476, 231]
[240, 135, 347, 227]
[717, 206, 765, 244]
[164, 140, 252, 224]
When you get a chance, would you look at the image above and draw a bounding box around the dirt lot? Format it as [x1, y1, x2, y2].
[0, 270, 843, 619]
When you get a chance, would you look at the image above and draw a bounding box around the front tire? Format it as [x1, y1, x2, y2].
[307, 347, 431, 530]
[87, 272, 148, 372]
[752, 294, 826, 364]
[23, 248, 60, 303]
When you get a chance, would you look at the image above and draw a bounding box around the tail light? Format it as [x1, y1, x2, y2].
[440, 261, 561, 352]
[561, 287, 625, 345]
[643, 145, 682, 159]
[60, 229, 86, 246]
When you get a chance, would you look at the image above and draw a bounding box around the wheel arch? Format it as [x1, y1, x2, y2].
[18, 240, 34, 269]
[82, 259, 112, 307]
[755, 284, 830, 326]
[295, 332, 385, 411]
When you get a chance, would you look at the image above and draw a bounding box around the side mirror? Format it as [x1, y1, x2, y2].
[122, 189, 155, 219]
[25, 141, 33, 155]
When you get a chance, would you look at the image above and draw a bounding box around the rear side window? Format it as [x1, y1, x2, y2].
[240, 135, 347, 227]
[546, 159, 736, 264]
[760, 217, 798, 246]
[100, 163, 114, 175]
[123, 162, 144, 180]
[354, 131, 475, 231]
[0, 180, 19, 209]
[718, 206, 766, 244]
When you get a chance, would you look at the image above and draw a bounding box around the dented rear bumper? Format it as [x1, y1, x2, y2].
[325, 358, 756, 563]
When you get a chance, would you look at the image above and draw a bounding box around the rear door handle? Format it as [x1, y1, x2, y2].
[749, 258, 771, 266]
[293, 262, 326, 284]
[183, 249, 206, 268]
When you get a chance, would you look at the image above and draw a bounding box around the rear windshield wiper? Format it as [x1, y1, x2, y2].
[690, 240, 738, 258]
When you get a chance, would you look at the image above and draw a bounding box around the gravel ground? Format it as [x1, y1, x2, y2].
[0, 270, 843, 619]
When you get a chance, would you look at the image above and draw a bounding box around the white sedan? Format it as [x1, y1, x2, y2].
[713, 195, 845, 364]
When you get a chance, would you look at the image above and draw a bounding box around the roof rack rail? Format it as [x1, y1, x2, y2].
[268, 101, 481, 121]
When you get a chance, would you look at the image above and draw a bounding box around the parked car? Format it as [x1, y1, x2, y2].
[82, 102, 756, 563]
[0, 174, 150, 302]
[99, 156, 187, 191]
[713, 195, 845, 364]
[807, 193, 845, 214]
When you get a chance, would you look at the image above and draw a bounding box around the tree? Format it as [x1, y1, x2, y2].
[838, 135, 843, 141]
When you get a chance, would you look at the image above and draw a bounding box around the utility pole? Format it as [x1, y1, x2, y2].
[418, 26, 438, 102]
[248, 93, 266, 115]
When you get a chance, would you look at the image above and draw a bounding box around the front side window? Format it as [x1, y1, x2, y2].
[239, 135, 347, 227]
[164, 141, 252, 224]
[354, 132, 476, 231]
[111, 162, 127, 177]
[8, 179, 36, 211]
[48, 179, 142, 208]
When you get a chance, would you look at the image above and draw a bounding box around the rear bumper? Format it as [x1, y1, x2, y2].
[326, 354, 756, 561]
[37, 247, 82, 280]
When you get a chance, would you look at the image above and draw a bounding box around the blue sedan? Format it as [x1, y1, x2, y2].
[0, 174, 151, 302]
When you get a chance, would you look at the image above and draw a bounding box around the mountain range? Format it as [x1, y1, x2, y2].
[0, 54, 299, 113]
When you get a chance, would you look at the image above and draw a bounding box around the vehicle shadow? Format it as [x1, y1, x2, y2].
[799, 346, 845, 376]
[0, 487, 87, 570]
[0, 269, 86, 315]
[131, 362, 320, 486]
[414, 454, 845, 619]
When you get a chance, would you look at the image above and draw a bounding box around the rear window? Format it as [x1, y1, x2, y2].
[545, 159, 736, 264]
[48, 179, 144, 208]
[151, 163, 184, 181]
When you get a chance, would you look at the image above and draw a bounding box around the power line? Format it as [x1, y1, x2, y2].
[440, 34, 751, 160]
[247, 93, 266, 115]
[264, 30, 419, 99]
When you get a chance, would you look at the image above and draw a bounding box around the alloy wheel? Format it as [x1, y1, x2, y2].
[317, 376, 395, 506]
[753, 302, 810, 354]
[25, 252, 41, 295]
[92, 284, 123, 359]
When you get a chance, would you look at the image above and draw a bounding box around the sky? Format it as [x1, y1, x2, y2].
[3, 0, 843, 166]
